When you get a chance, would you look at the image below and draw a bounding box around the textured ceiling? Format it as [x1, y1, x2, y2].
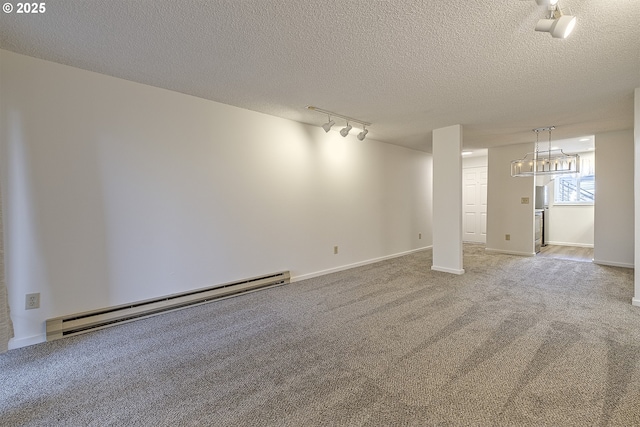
[1, 0, 638, 152]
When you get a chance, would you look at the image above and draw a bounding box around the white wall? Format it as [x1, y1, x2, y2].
[546, 205, 594, 246]
[546, 166, 594, 247]
[432, 124, 463, 274]
[463, 155, 488, 169]
[0, 50, 432, 348]
[594, 129, 634, 268]
[486, 143, 535, 256]
[634, 88, 640, 306]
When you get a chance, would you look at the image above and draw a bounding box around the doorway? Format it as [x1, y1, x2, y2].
[463, 165, 487, 243]
[535, 136, 595, 261]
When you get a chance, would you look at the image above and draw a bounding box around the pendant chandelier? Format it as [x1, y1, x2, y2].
[511, 126, 580, 177]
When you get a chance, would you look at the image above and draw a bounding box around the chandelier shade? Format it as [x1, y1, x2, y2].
[510, 150, 580, 177]
[511, 126, 580, 177]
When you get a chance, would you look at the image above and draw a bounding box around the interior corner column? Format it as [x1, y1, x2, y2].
[432, 124, 464, 275]
[633, 87, 640, 306]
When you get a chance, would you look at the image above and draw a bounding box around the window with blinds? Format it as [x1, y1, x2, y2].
[554, 151, 595, 204]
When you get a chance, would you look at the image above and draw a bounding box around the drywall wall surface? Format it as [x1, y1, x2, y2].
[594, 129, 634, 268]
[462, 155, 488, 169]
[546, 177, 594, 246]
[432, 124, 463, 274]
[486, 143, 535, 255]
[0, 50, 432, 347]
[635, 88, 640, 305]
[547, 205, 594, 246]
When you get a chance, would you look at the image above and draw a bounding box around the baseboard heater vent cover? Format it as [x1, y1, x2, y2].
[46, 271, 290, 341]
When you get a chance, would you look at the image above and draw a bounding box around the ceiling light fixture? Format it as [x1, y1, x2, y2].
[534, 0, 576, 39]
[511, 126, 580, 177]
[340, 123, 353, 137]
[357, 127, 369, 141]
[306, 106, 371, 140]
[322, 116, 335, 132]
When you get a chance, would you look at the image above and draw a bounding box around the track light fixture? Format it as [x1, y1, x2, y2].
[306, 106, 371, 140]
[534, 0, 576, 39]
[340, 123, 353, 137]
[322, 116, 335, 132]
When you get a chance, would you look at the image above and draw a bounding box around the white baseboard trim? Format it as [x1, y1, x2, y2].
[291, 246, 432, 282]
[431, 266, 465, 275]
[9, 333, 46, 350]
[632, 298, 640, 307]
[546, 241, 594, 248]
[593, 259, 634, 269]
[485, 248, 535, 257]
[8, 248, 434, 350]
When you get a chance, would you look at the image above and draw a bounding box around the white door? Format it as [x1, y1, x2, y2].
[463, 166, 487, 243]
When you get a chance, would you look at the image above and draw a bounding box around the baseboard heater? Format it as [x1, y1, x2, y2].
[46, 271, 290, 341]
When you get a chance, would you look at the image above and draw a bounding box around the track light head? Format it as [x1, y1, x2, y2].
[357, 128, 368, 141]
[340, 124, 352, 137]
[535, 18, 555, 32]
[552, 14, 576, 38]
[535, 14, 576, 38]
[534, 0, 576, 38]
[322, 119, 335, 133]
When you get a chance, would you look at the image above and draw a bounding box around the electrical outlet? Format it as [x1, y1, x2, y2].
[505, 234, 511, 241]
[25, 293, 40, 310]
[419, 233, 422, 239]
[521, 197, 530, 204]
[334, 246, 339, 254]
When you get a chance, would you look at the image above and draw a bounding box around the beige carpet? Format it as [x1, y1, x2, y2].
[1, 244, 639, 426]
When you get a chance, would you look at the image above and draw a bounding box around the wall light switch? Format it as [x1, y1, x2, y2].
[521, 197, 530, 204]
